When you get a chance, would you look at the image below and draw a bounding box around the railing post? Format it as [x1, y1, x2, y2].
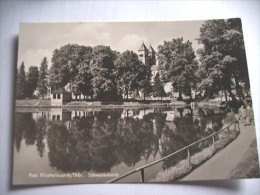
[212, 135, 215, 150]
[140, 169, 144, 183]
[187, 148, 191, 166]
[227, 126, 230, 140]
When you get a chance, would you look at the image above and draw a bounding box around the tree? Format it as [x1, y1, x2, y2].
[157, 38, 198, 100]
[115, 50, 143, 100]
[25, 66, 39, 98]
[90, 45, 118, 101]
[153, 72, 165, 100]
[37, 57, 48, 99]
[197, 18, 249, 102]
[16, 62, 26, 99]
[49, 44, 88, 90]
[136, 64, 152, 100]
[73, 46, 94, 99]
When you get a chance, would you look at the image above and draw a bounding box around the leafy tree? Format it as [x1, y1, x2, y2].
[157, 38, 198, 100]
[115, 50, 143, 99]
[90, 45, 118, 101]
[153, 72, 165, 100]
[137, 64, 152, 100]
[16, 62, 26, 99]
[49, 44, 88, 90]
[73, 46, 94, 99]
[37, 57, 48, 99]
[197, 18, 249, 102]
[25, 66, 39, 98]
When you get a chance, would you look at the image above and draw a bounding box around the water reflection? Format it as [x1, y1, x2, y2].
[14, 107, 226, 181]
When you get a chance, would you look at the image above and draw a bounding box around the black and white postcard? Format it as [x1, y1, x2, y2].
[12, 19, 259, 185]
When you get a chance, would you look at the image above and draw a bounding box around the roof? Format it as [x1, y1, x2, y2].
[138, 43, 148, 51]
[51, 88, 71, 94]
[148, 45, 155, 53]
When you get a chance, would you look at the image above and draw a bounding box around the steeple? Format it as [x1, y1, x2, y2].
[138, 42, 148, 65]
[148, 44, 156, 65]
[148, 44, 155, 53]
[137, 42, 156, 66]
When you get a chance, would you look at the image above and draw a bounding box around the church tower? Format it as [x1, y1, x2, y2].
[148, 44, 156, 65]
[138, 42, 149, 65]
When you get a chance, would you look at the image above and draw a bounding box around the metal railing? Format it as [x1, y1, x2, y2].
[107, 121, 239, 183]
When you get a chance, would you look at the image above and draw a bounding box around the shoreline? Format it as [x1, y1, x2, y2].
[15, 99, 179, 109]
[15, 99, 224, 109]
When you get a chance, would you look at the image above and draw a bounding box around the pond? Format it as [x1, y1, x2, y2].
[13, 106, 227, 184]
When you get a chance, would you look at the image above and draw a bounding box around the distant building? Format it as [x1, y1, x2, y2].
[138, 43, 156, 66]
[137, 43, 160, 85]
[51, 88, 71, 106]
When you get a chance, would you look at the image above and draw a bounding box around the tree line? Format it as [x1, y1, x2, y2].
[16, 18, 250, 103]
[16, 57, 48, 99]
[49, 45, 153, 101]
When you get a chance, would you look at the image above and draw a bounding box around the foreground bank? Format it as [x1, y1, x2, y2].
[150, 123, 239, 182]
[180, 123, 258, 181]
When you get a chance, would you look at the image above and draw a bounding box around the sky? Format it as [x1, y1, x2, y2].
[18, 20, 205, 71]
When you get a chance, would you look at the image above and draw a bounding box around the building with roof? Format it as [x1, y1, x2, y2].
[138, 42, 156, 66]
[137, 43, 160, 85]
[51, 88, 71, 106]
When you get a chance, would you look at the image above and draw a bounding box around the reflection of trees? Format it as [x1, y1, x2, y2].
[47, 110, 164, 172]
[14, 114, 24, 152]
[161, 129, 186, 169]
[14, 113, 47, 156]
[35, 118, 47, 157]
[140, 114, 161, 161]
[47, 122, 83, 172]
[153, 112, 166, 136]
[47, 111, 122, 172]
[14, 113, 36, 151]
[15, 107, 226, 174]
[115, 113, 159, 166]
[114, 117, 144, 166]
[160, 108, 224, 169]
[113, 112, 165, 167]
[45, 108, 224, 172]
[88, 111, 121, 172]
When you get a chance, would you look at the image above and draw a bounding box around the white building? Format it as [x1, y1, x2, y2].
[51, 88, 71, 106]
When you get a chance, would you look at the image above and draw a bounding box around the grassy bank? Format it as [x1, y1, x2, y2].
[15, 99, 229, 109]
[228, 139, 260, 179]
[15, 99, 169, 108]
[150, 128, 239, 182]
[16, 99, 51, 107]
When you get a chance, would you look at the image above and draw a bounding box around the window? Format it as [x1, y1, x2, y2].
[57, 94, 61, 99]
[57, 115, 60, 121]
[53, 94, 56, 99]
[139, 54, 143, 57]
[52, 115, 56, 120]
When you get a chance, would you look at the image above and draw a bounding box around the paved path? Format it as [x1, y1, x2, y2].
[181, 123, 257, 181]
